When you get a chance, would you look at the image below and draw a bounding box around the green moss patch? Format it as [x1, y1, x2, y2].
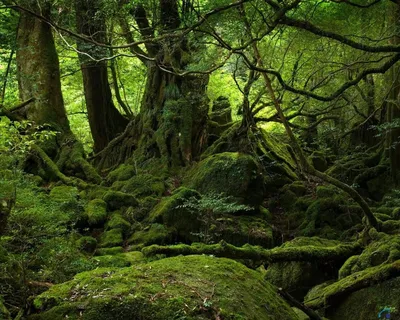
[185, 152, 264, 206]
[98, 229, 124, 248]
[112, 174, 165, 198]
[85, 199, 107, 226]
[32, 255, 298, 320]
[103, 191, 138, 210]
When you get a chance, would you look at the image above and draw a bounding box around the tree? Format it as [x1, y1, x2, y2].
[75, 0, 129, 153]
[16, 2, 70, 133]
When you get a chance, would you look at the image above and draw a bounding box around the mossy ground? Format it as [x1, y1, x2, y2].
[31, 255, 298, 320]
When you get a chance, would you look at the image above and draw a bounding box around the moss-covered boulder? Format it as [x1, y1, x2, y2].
[105, 213, 131, 236]
[127, 223, 171, 250]
[98, 229, 124, 248]
[112, 174, 165, 198]
[93, 251, 145, 268]
[148, 187, 199, 241]
[339, 233, 400, 279]
[265, 237, 343, 300]
[49, 185, 79, 205]
[309, 151, 328, 172]
[85, 199, 107, 226]
[299, 194, 363, 239]
[106, 164, 136, 185]
[32, 255, 298, 320]
[76, 236, 97, 253]
[103, 191, 138, 210]
[305, 260, 400, 320]
[185, 152, 264, 206]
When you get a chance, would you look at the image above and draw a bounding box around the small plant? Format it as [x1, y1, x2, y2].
[177, 193, 252, 244]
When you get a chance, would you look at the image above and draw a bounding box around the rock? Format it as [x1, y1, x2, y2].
[265, 237, 342, 300]
[106, 164, 136, 185]
[76, 236, 97, 253]
[98, 229, 124, 248]
[85, 199, 107, 226]
[103, 191, 138, 210]
[185, 152, 264, 206]
[32, 255, 298, 320]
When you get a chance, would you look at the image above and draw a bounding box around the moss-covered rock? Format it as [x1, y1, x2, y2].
[49, 186, 79, 204]
[106, 164, 136, 185]
[93, 252, 145, 268]
[185, 152, 264, 206]
[98, 229, 124, 248]
[299, 195, 363, 239]
[127, 223, 171, 250]
[85, 199, 107, 226]
[105, 213, 131, 236]
[112, 174, 165, 198]
[76, 236, 97, 253]
[148, 187, 199, 239]
[305, 260, 400, 319]
[338, 234, 400, 279]
[32, 255, 298, 320]
[95, 247, 124, 256]
[103, 191, 138, 210]
[265, 237, 343, 300]
[322, 276, 400, 320]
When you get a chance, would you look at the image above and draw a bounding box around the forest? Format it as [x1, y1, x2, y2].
[1, 0, 400, 319]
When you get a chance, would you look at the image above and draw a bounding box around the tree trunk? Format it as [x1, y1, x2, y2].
[16, 6, 70, 132]
[76, 0, 128, 153]
[95, 0, 209, 169]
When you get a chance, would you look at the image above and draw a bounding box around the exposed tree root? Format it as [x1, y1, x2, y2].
[141, 240, 363, 264]
[30, 144, 89, 189]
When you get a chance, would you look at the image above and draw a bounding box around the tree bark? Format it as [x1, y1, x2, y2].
[76, 0, 129, 153]
[16, 5, 70, 132]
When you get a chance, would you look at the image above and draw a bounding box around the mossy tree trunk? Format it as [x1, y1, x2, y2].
[76, 0, 129, 153]
[16, 4, 70, 133]
[96, 0, 208, 169]
[16, 3, 101, 184]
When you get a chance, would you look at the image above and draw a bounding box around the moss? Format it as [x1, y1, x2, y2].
[105, 213, 131, 236]
[98, 229, 124, 248]
[95, 247, 124, 256]
[103, 191, 138, 210]
[125, 196, 159, 222]
[93, 252, 144, 268]
[323, 276, 400, 320]
[127, 223, 170, 250]
[392, 207, 400, 219]
[49, 185, 80, 211]
[315, 185, 340, 199]
[0, 297, 11, 320]
[106, 164, 136, 185]
[305, 260, 400, 313]
[299, 195, 362, 239]
[76, 236, 97, 253]
[265, 237, 343, 300]
[338, 255, 359, 279]
[85, 186, 108, 201]
[185, 152, 264, 206]
[112, 174, 165, 198]
[285, 181, 307, 196]
[85, 199, 107, 226]
[32, 255, 298, 320]
[149, 187, 199, 235]
[340, 235, 400, 277]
